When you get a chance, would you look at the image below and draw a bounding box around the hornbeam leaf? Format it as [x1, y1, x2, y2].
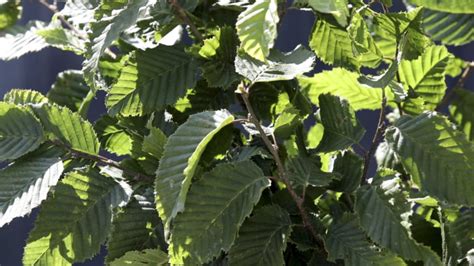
[307, 0, 349, 27]
[450, 88, 474, 141]
[155, 110, 235, 227]
[33, 104, 100, 155]
[0, 148, 63, 227]
[0, 21, 49, 61]
[0, 102, 44, 161]
[286, 155, 338, 191]
[110, 248, 168, 266]
[398, 45, 451, 113]
[106, 45, 198, 117]
[422, 9, 474, 46]
[385, 112, 474, 206]
[309, 16, 359, 70]
[348, 12, 383, 68]
[106, 190, 163, 263]
[0, 0, 21, 30]
[236, 0, 279, 62]
[446, 210, 474, 263]
[23, 170, 133, 264]
[316, 94, 365, 153]
[326, 213, 406, 265]
[83, 0, 150, 90]
[3, 89, 48, 105]
[228, 205, 292, 266]
[298, 68, 385, 110]
[355, 175, 442, 265]
[47, 70, 90, 112]
[235, 45, 315, 83]
[407, 0, 474, 14]
[169, 161, 270, 264]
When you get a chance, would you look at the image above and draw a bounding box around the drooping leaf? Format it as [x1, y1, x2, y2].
[3, 89, 48, 105]
[23, 170, 133, 264]
[199, 26, 240, 88]
[236, 0, 279, 62]
[106, 45, 198, 117]
[422, 9, 474, 46]
[155, 110, 235, 227]
[33, 104, 100, 155]
[228, 205, 292, 266]
[298, 68, 385, 110]
[286, 155, 337, 191]
[106, 190, 163, 263]
[385, 112, 474, 206]
[0, 148, 63, 227]
[235, 45, 315, 84]
[110, 248, 168, 266]
[47, 70, 90, 112]
[407, 0, 474, 14]
[316, 94, 365, 153]
[0, 102, 44, 161]
[449, 88, 474, 141]
[83, 0, 150, 90]
[398, 45, 451, 113]
[309, 15, 359, 70]
[169, 161, 270, 264]
[326, 213, 406, 265]
[0, 21, 49, 61]
[355, 175, 442, 265]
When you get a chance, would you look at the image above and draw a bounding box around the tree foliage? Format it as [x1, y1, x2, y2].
[0, 0, 473, 265]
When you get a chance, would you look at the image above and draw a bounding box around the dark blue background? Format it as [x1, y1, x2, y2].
[0, 1, 472, 265]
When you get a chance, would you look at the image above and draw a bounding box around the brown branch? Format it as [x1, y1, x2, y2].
[361, 87, 387, 184]
[436, 63, 473, 112]
[238, 83, 327, 256]
[49, 140, 154, 182]
[169, 0, 203, 42]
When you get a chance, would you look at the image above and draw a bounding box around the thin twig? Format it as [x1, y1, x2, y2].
[361, 87, 387, 184]
[48, 139, 154, 182]
[38, 0, 86, 39]
[169, 0, 204, 42]
[238, 83, 327, 255]
[436, 63, 473, 112]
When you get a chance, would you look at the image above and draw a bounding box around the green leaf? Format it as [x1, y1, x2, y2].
[326, 213, 406, 265]
[33, 103, 99, 154]
[355, 175, 442, 265]
[316, 94, 365, 153]
[142, 126, 167, 160]
[23, 170, 132, 264]
[47, 70, 90, 112]
[110, 248, 168, 266]
[0, 102, 44, 161]
[0, 0, 21, 30]
[155, 110, 235, 227]
[446, 210, 474, 263]
[309, 16, 359, 70]
[286, 155, 337, 191]
[83, 0, 150, 90]
[106, 45, 198, 117]
[348, 11, 383, 68]
[407, 0, 474, 14]
[422, 9, 474, 46]
[94, 116, 137, 157]
[0, 148, 63, 227]
[0, 21, 49, 61]
[235, 45, 315, 84]
[106, 190, 163, 263]
[169, 161, 270, 264]
[330, 150, 364, 193]
[385, 112, 474, 206]
[236, 0, 279, 62]
[3, 89, 48, 105]
[150, 0, 198, 24]
[228, 205, 292, 266]
[398, 45, 451, 113]
[449, 88, 474, 141]
[36, 25, 85, 54]
[307, 0, 349, 27]
[298, 68, 384, 110]
[199, 26, 240, 88]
